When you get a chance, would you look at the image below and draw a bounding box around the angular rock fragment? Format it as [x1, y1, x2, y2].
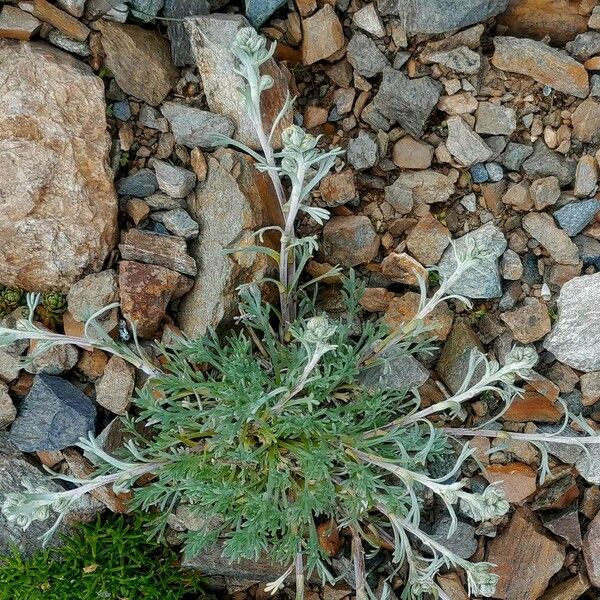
[522, 140, 575, 186]
[446, 115, 493, 166]
[497, 0, 588, 44]
[438, 223, 506, 299]
[163, 0, 209, 66]
[116, 169, 158, 198]
[554, 200, 600, 237]
[9, 374, 96, 452]
[346, 32, 389, 78]
[161, 101, 235, 149]
[322, 216, 379, 268]
[377, 0, 509, 34]
[475, 101, 516, 136]
[119, 261, 193, 338]
[501, 298, 551, 344]
[571, 98, 600, 144]
[492, 36, 589, 98]
[0, 41, 117, 292]
[0, 434, 70, 554]
[0, 5, 41, 40]
[95, 356, 135, 415]
[544, 272, 600, 372]
[436, 319, 484, 394]
[119, 229, 197, 276]
[153, 160, 196, 198]
[185, 14, 293, 149]
[301, 5, 345, 65]
[96, 21, 177, 106]
[19, 0, 89, 41]
[522, 212, 580, 265]
[178, 149, 282, 337]
[372, 69, 442, 137]
[488, 508, 565, 600]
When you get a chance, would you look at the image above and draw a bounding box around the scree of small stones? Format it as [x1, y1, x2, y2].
[3, 0, 600, 598]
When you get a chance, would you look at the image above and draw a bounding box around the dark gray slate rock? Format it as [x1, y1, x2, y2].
[9, 375, 96, 452]
[372, 68, 442, 137]
[554, 200, 600, 237]
[129, 0, 163, 22]
[500, 142, 533, 171]
[161, 101, 235, 148]
[245, 0, 286, 27]
[522, 140, 576, 187]
[347, 32, 390, 78]
[436, 318, 485, 395]
[163, 0, 210, 66]
[116, 169, 158, 197]
[377, 0, 509, 33]
[438, 223, 506, 299]
[574, 235, 600, 269]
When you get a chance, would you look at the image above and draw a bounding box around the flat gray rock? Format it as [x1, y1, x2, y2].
[377, 0, 509, 33]
[9, 375, 96, 452]
[161, 101, 235, 149]
[116, 168, 158, 197]
[438, 223, 506, 299]
[544, 273, 600, 372]
[359, 353, 429, 391]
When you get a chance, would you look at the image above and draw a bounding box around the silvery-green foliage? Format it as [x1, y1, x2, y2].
[4, 27, 600, 600]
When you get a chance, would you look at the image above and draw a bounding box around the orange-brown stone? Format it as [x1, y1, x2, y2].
[484, 462, 538, 504]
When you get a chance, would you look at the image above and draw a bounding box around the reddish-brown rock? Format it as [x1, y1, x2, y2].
[319, 170, 357, 207]
[500, 298, 551, 343]
[385, 292, 453, 341]
[322, 216, 379, 268]
[119, 229, 197, 276]
[497, 0, 589, 45]
[492, 36, 589, 98]
[302, 5, 345, 66]
[539, 572, 590, 600]
[360, 288, 395, 312]
[484, 462, 537, 504]
[0, 41, 117, 292]
[380, 252, 427, 287]
[488, 507, 565, 600]
[572, 98, 600, 144]
[119, 261, 193, 338]
[504, 389, 564, 423]
[19, 0, 89, 41]
[405, 212, 450, 266]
